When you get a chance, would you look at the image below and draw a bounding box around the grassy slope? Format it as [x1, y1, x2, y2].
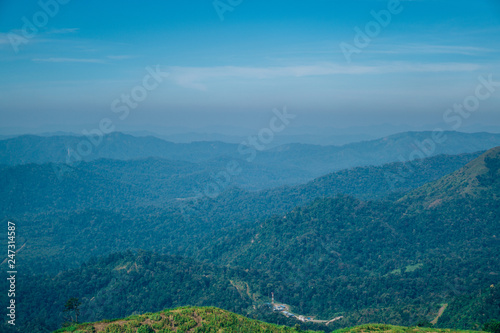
[53, 306, 485, 333]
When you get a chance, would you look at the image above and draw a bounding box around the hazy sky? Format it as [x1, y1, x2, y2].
[1, 0, 499, 134]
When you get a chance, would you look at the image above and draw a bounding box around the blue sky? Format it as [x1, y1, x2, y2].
[0, 0, 499, 134]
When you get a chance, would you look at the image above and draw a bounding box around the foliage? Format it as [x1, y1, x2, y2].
[53, 307, 322, 333]
[484, 320, 500, 333]
[1, 138, 499, 333]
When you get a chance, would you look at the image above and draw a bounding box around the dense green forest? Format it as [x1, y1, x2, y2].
[50, 306, 487, 333]
[437, 285, 500, 330]
[0, 151, 482, 274]
[1, 139, 499, 332]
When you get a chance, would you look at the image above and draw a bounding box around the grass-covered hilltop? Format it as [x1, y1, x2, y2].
[53, 306, 485, 333]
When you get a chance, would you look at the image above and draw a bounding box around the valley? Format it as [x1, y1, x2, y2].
[0, 132, 499, 333]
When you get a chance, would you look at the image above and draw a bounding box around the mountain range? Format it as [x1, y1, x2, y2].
[0, 132, 498, 333]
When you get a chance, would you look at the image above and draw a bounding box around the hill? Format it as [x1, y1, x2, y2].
[0, 150, 481, 216]
[0, 155, 309, 214]
[0, 132, 236, 165]
[4, 146, 499, 332]
[256, 131, 500, 175]
[193, 147, 500, 325]
[436, 284, 500, 330]
[5, 147, 499, 332]
[2, 131, 500, 181]
[49, 306, 485, 333]
[3, 252, 265, 332]
[0, 151, 482, 273]
[401, 147, 500, 208]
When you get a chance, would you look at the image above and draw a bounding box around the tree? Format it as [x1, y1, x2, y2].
[484, 320, 500, 333]
[63, 297, 82, 324]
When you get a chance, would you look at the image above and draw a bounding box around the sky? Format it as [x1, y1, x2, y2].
[0, 0, 499, 135]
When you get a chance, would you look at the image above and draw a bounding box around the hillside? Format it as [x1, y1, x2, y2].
[401, 146, 500, 208]
[3, 252, 265, 332]
[0, 156, 309, 214]
[436, 284, 500, 330]
[0, 151, 482, 273]
[194, 147, 500, 324]
[4, 148, 499, 332]
[257, 131, 500, 175]
[2, 131, 500, 180]
[0, 132, 236, 165]
[0, 150, 480, 216]
[50, 306, 485, 333]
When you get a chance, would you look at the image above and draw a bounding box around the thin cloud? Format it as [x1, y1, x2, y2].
[47, 28, 80, 34]
[377, 44, 496, 56]
[32, 57, 103, 63]
[0, 33, 11, 45]
[107, 55, 136, 60]
[168, 62, 481, 90]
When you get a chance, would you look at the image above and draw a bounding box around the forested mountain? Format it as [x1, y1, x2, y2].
[2, 147, 499, 332]
[49, 306, 485, 333]
[196, 148, 499, 324]
[0, 132, 236, 165]
[0, 151, 482, 274]
[255, 131, 500, 175]
[0, 156, 309, 214]
[401, 146, 500, 208]
[436, 284, 500, 330]
[2, 131, 500, 180]
[0, 150, 481, 216]
[7, 252, 264, 331]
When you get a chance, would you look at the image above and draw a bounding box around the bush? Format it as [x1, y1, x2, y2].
[149, 313, 162, 321]
[137, 324, 155, 333]
[484, 320, 500, 333]
[104, 323, 125, 333]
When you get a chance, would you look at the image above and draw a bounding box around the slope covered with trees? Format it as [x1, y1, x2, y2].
[50, 306, 485, 333]
[2, 142, 499, 332]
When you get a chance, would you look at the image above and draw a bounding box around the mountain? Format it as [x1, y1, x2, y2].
[0, 149, 481, 216]
[400, 146, 500, 208]
[0, 156, 310, 214]
[0, 151, 482, 274]
[48, 306, 483, 333]
[2, 131, 500, 181]
[192, 147, 500, 325]
[257, 131, 500, 175]
[4, 251, 265, 332]
[436, 284, 500, 330]
[0, 132, 236, 165]
[4, 143, 499, 332]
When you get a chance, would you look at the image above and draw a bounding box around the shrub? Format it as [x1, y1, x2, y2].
[149, 313, 162, 321]
[484, 320, 500, 333]
[104, 323, 125, 333]
[137, 324, 155, 333]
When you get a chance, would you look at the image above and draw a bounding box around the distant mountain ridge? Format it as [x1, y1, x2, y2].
[0, 132, 236, 166]
[2, 147, 500, 332]
[0, 150, 482, 217]
[2, 131, 500, 181]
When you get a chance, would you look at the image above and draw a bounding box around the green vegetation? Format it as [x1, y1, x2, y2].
[1, 138, 499, 333]
[483, 320, 500, 333]
[436, 285, 500, 330]
[331, 323, 483, 333]
[53, 307, 321, 333]
[52, 307, 489, 333]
